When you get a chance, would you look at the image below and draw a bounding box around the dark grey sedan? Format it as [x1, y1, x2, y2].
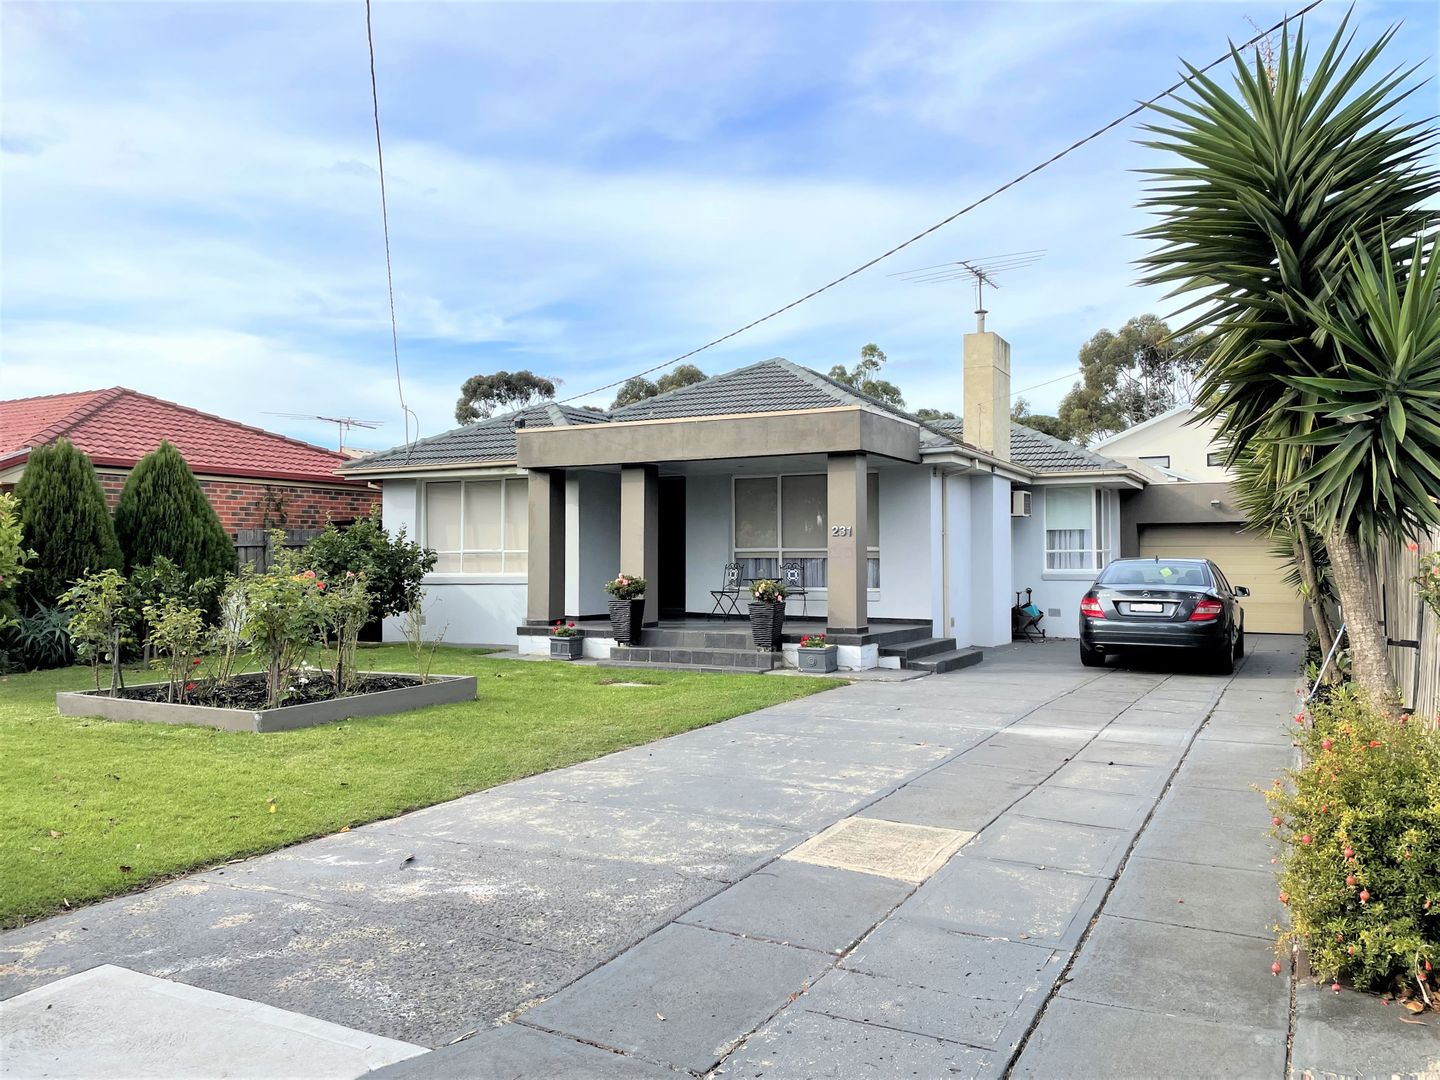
[1078, 557, 1248, 673]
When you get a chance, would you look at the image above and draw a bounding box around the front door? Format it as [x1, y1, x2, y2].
[658, 477, 686, 617]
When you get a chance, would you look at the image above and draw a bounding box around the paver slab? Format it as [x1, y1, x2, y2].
[1007, 784, 1151, 831]
[904, 856, 1109, 950]
[1010, 998, 1285, 1079]
[843, 917, 1061, 1002]
[1102, 856, 1282, 940]
[1057, 915, 1290, 1030]
[365, 1023, 682, 1079]
[783, 817, 970, 884]
[1132, 812, 1277, 874]
[1291, 980, 1440, 1080]
[1151, 782, 1273, 829]
[1173, 738, 1296, 792]
[678, 861, 909, 955]
[862, 771, 1028, 833]
[0, 965, 425, 1080]
[521, 923, 831, 1075]
[799, 967, 1026, 1049]
[716, 1007, 1001, 1080]
[1046, 758, 1171, 797]
[961, 814, 1129, 878]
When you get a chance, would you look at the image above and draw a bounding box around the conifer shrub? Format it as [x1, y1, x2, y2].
[1268, 688, 1439, 994]
[12, 439, 121, 608]
[113, 441, 235, 592]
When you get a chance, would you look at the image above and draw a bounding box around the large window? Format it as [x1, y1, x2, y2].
[1045, 486, 1114, 571]
[733, 473, 880, 588]
[424, 478, 528, 573]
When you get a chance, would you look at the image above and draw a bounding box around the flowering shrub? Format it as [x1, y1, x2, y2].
[236, 535, 331, 708]
[144, 596, 205, 703]
[551, 620, 580, 637]
[1267, 686, 1439, 992]
[0, 493, 34, 632]
[749, 579, 787, 604]
[1415, 547, 1440, 619]
[604, 573, 647, 601]
[799, 633, 830, 648]
[59, 569, 129, 695]
[319, 570, 370, 694]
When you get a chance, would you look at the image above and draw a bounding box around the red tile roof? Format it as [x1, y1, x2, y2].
[0, 387, 365, 486]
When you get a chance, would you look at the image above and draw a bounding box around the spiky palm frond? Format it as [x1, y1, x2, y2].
[1232, 445, 1334, 603]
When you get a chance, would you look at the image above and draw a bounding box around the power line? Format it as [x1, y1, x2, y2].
[364, 0, 416, 450]
[555, 0, 1327, 407]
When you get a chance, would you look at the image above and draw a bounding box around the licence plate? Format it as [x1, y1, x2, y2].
[1129, 602, 1164, 613]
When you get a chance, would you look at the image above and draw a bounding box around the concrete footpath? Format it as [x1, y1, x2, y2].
[4, 637, 1436, 1078]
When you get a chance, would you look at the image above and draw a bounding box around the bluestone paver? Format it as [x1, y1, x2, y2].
[842, 916, 1062, 1001]
[1046, 758, 1172, 798]
[861, 769, 1028, 832]
[366, 1023, 683, 1079]
[961, 813, 1129, 878]
[678, 861, 910, 954]
[520, 923, 832, 1075]
[1007, 783, 1152, 831]
[1290, 980, 1440, 1080]
[1132, 812, 1278, 874]
[1104, 855, 1283, 940]
[798, 967, 1020, 1050]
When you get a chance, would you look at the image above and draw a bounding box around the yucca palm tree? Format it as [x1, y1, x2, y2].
[1138, 15, 1440, 700]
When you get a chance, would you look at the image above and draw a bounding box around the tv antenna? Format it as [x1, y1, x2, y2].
[889, 249, 1045, 332]
[264, 413, 384, 452]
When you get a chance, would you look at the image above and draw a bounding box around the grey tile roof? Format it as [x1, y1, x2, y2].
[607, 358, 845, 420]
[345, 403, 608, 470]
[927, 418, 1131, 473]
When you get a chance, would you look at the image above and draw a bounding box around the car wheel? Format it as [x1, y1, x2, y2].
[1233, 625, 1246, 659]
[1080, 645, 1105, 668]
[1212, 643, 1235, 675]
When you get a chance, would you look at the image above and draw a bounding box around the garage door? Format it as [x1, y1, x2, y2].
[1138, 524, 1304, 634]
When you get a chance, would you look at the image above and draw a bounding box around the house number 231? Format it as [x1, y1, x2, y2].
[830, 524, 853, 536]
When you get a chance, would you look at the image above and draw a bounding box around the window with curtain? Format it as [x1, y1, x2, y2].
[1045, 486, 1095, 570]
[733, 473, 881, 588]
[425, 478, 528, 573]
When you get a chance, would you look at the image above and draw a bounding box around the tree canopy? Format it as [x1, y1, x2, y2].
[1010, 398, 1070, 440]
[454, 371, 557, 424]
[113, 441, 235, 587]
[609, 364, 707, 410]
[828, 344, 904, 407]
[1056, 315, 1211, 445]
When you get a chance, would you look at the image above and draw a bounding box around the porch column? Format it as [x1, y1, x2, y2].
[827, 452, 869, 634]
[526, 468, 566, 624]
[620, 464, 660, 626]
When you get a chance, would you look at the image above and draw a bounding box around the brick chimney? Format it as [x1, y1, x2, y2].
[963, 328, 1011, 462]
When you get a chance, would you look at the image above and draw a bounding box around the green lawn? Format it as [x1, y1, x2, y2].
[1, 647, 840, 927]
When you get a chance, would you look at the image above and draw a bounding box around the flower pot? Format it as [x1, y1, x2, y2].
[748, 601, 786, 651]
[608, 598, 645, 645]
[797, 645, 838, 673]
[549, 635, 583, 660]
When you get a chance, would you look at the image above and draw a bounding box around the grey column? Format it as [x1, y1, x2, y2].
[826, 452, 869, 634]
[620, 464, 660, 626]
[526, 468, 566, 624]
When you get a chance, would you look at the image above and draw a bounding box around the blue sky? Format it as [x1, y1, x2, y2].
[3, 1, 1436, 452]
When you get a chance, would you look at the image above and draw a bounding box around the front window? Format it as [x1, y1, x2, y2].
[733, 473, 880, 587]
[424, 477, 528, 573]
[1046, 486, 1113, 571]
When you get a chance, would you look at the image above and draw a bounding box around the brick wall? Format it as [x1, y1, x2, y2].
[95, 471, 379, 536]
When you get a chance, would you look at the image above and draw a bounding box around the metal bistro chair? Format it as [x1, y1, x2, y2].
[781, 560, 809, 617]
[709, 562, 744, 621]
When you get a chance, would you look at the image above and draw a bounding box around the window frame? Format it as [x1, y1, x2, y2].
[1139, 455, 1171, 469]
[1043, 485, 1115, 575]
[421, 476, 529, 578]
[731, 472, 881, 590]
[1206, 451, 1227, 468]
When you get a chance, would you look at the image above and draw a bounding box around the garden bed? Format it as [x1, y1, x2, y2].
[56, 671, 477, 733]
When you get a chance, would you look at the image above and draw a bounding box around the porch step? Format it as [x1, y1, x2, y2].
[639, 627, 754, 650]
[597, 660, 769, 676]
[866, 625, 942, 648]
[907, 647, 984, 674]
[608, 645, 778, 671]
[878, 637, 957, 663]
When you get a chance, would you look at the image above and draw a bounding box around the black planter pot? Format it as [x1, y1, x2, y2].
[748, 601, 786, 651]
[608, 598, 646, 645]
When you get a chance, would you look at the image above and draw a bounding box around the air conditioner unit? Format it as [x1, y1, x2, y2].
[1011, 490, 1032, 518]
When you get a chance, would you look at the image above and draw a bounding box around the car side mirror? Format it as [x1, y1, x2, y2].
[1234, 586, 1251, 598]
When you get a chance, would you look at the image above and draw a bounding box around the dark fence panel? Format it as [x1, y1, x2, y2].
[234, 528, 324, 571]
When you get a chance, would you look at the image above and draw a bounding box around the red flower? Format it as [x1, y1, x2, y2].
[1408, 541, 1420, 552]
[1320, 738, 1332, 750]
[185, 682, 196, 692]
[317, 581, 327, 591]
[192, 658, 202, 666]
[1368, 739, 1381, 748]
[303, 569, 316, 579]
[568, 621, 576, 628]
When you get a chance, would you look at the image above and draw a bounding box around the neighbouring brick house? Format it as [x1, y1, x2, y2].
[0, 387, 378, 537]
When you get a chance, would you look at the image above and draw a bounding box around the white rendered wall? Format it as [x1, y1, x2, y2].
[943, 473, 973, 647]
[968, 473, 1013, 647]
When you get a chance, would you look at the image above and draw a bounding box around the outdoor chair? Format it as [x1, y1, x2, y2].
[708, 562, 744, 621]
[1012, 588, 1046, 643]
[781, 560, 809, 617]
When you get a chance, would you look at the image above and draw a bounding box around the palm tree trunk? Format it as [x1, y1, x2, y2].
[1292, 533, 1336, 662]
[1324, 524, 1397, 709]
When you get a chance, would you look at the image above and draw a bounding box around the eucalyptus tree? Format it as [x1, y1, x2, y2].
[1138, 16, 1440, 700]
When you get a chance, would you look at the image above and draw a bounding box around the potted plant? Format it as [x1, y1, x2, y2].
[549, 619, 583, 660]
[796, 632, 838, 673]
[604, 573, 647, 645]
[748, 578, 787, 651]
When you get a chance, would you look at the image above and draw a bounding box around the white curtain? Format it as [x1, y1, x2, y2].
[1046, 487, 1094, 570]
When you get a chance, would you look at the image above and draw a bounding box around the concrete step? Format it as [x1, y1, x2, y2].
[907, 648, 984, 674]
[597, 660, 769, 676]
[878, 637, 957, 663]
[639, 628, 754, 649]
[609, 645, 778, 671]
[864, 625, 938, 648]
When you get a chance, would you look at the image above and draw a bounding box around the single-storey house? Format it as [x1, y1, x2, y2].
[0, 387, 378, 536]
[343, 327, 1150, 670]
[1094, 404, 1304, 634]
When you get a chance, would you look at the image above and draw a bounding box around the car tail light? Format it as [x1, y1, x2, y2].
[1189, 599, 1224, 622]
[1080, 595, 1106, 619]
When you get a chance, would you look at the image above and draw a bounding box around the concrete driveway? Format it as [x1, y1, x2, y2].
[3, 636, 1432, 1078]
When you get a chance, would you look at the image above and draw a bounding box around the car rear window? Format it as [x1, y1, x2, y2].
[1098, 561, 1213, 587]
